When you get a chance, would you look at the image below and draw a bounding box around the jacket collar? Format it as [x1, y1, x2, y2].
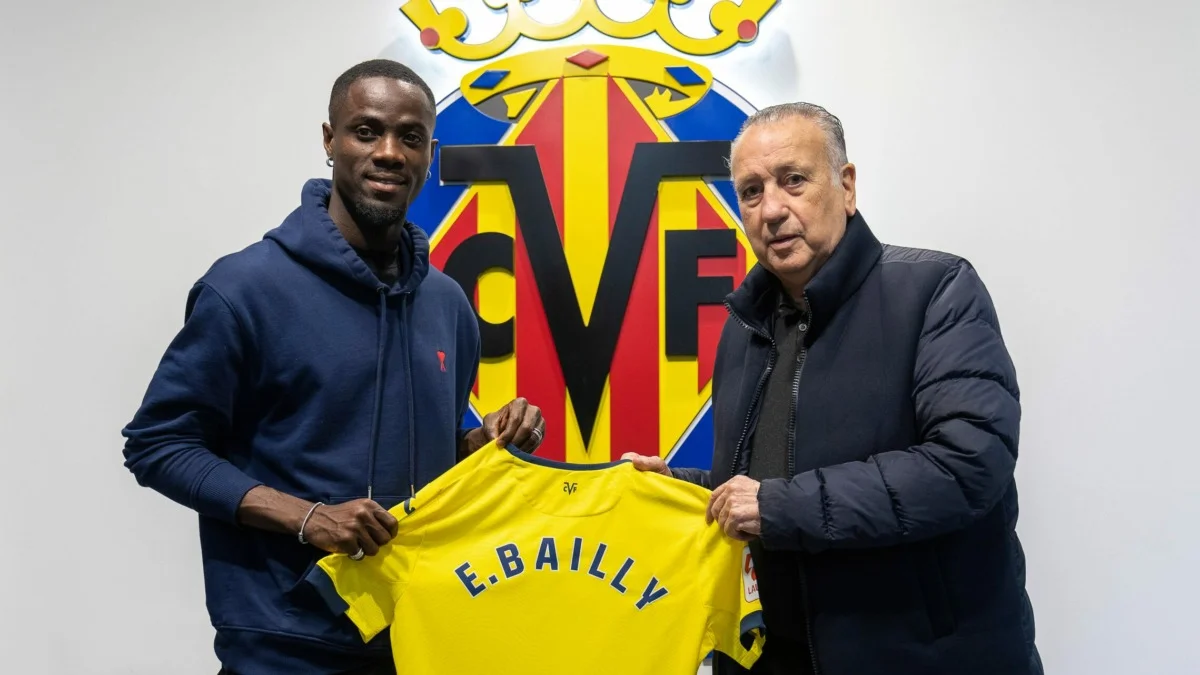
[726, 210, 882, 338]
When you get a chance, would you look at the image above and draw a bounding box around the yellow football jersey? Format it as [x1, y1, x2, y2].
[305, 441, 765, 674]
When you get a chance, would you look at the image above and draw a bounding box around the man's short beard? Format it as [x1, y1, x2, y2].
[344, 195, 408, 231]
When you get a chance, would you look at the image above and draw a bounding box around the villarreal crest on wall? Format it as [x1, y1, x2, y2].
[402, 1, 778, 470]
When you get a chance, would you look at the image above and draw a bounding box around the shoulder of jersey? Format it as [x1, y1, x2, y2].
[628, 466, 712, 510]
[392, 440, 508, 520]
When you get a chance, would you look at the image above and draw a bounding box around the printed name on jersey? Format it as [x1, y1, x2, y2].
[742, 546, 759, 603]
[453, 536, 670, 610]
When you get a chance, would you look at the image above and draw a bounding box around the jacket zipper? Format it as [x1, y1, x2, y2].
[723, 300, 775, 479]
[786, 297, 810, 480]
[790, 294, 820, 675]
[728, 294, 821, 674]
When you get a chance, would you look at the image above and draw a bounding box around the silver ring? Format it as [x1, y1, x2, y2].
[530, 427, 544, 446]
[350, 548, 365, 561]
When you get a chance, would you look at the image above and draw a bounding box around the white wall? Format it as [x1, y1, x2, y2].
[1, 1, 1196, 673]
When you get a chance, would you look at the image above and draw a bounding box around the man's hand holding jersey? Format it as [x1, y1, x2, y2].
[461, 397, 547, 458]
[707, 476, 761, 541]
[302, 499, 400, 557]
[621, 453, 763, 541]
[240, 398, 546, 560]
[237, 489, 399, 558]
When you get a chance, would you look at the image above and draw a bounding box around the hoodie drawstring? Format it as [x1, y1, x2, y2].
[366, 288, 387, 501]
[401, 294, 415, 497]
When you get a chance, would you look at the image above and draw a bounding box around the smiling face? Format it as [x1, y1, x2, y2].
[731, 116, 857, 299]
[322, 76, 436, 231]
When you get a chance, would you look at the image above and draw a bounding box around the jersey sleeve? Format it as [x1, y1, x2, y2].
[699, 526, 766, 669]
[303, 500, 425, 643]
[301, 441, 502, 642]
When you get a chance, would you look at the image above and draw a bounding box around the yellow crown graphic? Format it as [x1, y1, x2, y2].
[399, 0, 778, 62]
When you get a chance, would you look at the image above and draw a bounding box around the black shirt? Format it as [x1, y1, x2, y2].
[353, 244, 408, 288]
[744, 293, 814, 675]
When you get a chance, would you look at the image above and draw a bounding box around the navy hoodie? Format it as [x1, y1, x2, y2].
[122, 178, 480, 673]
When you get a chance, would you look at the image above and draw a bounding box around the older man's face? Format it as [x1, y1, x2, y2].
[731, 118, 856, 297]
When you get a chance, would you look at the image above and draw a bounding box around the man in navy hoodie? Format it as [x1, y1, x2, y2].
[121, 59, 544, 674]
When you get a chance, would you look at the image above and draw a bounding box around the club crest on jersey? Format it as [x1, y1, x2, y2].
[402, 1, 777, 469]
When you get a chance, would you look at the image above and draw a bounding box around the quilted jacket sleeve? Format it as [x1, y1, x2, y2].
[757, 260, 1020, 552]
[669, 466, 712, 489]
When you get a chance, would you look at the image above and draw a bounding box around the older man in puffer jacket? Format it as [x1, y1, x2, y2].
[624, 103, 1042, 675]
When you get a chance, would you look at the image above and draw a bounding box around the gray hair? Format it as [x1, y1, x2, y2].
[730, 102, 849, 174]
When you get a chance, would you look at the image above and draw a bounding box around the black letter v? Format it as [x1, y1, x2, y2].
[440, 141, 730, 445]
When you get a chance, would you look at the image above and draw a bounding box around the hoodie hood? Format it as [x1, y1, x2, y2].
[265, 178, 431, 297]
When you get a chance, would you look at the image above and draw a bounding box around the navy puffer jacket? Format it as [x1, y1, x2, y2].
[673, 212, 1042, 675]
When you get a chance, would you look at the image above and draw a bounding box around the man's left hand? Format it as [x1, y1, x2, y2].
[481, 397, 545, 453]
[707, 476, 762, 541]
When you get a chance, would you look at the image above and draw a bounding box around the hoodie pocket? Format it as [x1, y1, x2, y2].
[285, 555, 321, 605]
[913, 541, 956, 639]
[269, 537, 320, 599]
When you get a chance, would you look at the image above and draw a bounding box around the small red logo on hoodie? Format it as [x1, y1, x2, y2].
[437, 350, 447, 372]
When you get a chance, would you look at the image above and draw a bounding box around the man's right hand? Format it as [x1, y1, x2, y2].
[620, 452, 672, 477]
[302, 499, 399, 557]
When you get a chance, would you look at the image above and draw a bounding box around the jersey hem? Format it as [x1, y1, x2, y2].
[734, 609, 766, 668]
[305, 561, 350, 615]
[305, 558, 390, 643]
[211, 624, 391, 653]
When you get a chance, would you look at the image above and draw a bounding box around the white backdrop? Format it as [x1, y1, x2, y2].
[1, 1, 1197, 674]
